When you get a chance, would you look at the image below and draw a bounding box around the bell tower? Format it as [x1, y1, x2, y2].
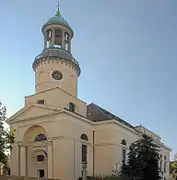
[32, 4, 80, 97]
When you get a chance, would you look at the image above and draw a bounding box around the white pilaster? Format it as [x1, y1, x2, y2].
[48, 142, 53, 179]
[20, 145, 26, 176]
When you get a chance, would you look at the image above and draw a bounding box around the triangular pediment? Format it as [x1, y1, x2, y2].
[7, 104, 60, 123]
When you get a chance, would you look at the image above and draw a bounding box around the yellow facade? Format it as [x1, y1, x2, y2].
[7, 6, 171, 180]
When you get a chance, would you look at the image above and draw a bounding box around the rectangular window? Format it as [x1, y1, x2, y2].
[82, 144, 87, 162]
[55, 29, 62, 47]
[164, 162, 166, 173]
[46, 29, 52, 41]
[122, 149, 126, 165]
[160, 160, 162, 171]
[37, 100, 45, 104]
[164, 156, 167, 173]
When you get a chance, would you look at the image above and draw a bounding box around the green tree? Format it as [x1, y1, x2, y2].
[170, 161, 177, 175]
[120, 134, 160, 180]
[5, 126, 15, 152]
[0, 101, 8, 164]
[0, 101, 15, 165]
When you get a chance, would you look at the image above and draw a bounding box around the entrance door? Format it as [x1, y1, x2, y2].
[38, 169, 45, 179]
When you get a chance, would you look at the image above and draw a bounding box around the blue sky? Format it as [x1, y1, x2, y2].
[1, 0, 177, 160]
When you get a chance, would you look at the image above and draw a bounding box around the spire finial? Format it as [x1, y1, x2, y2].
[57, 0, 60, 11]
[56, 0, 60, 16]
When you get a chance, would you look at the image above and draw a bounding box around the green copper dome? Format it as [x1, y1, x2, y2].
[47, 11, 69, 26]
[42, 9, 73, 35]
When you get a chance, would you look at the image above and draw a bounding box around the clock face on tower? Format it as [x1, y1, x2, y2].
[52, 71, 63, 80]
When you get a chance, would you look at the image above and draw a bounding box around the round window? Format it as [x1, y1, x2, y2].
[52, 71, 63, 80]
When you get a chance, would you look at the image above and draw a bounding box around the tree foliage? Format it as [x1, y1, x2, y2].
[120, 134, 160, 180]
[0, 101, 15, 165]
[0, 101, 7, 164]
[170, 161, 177, 174]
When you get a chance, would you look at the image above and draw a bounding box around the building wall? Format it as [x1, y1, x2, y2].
[9, 105, 171, 180]
[34, 60, 78, 96]
[10, 111, 94, 180]
[94, 122, 140, 176]
[25, 88, 87, 117]
[10, 144, 19, 176]
[160, 147, 170, 180]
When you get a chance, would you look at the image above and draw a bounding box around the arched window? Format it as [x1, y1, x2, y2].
[46, 29, 52, 48]
[80, 134, 88, 163]
[80, 134, 88, 141]
[64, 32, 69, 51]
[37, 155, 45, 162]
[69, 103, 75, 112]
[121, 139, 127, 146]
[55, 29, 62, 48]
[34, 134, 47, 142]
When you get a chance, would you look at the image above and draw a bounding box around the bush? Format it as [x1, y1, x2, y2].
[79, 175, 130, 180]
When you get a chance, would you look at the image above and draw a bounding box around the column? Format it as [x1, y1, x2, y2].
[62, 30, 65, 49]
[44, 33, 47, 49]
[51, 28, 55, 47]
[20, 145, 26, 176]
[68, 37, 71, 53]
[18, 145, 20, 176]
[48, 142, 53, 179]
[26, 146, 28, 176]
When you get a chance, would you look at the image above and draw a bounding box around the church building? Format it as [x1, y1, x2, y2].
[7, 5, 171, 180]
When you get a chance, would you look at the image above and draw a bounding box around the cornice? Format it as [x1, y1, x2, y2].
[25, 87, 86, 104]
[32, 56, 80, 77]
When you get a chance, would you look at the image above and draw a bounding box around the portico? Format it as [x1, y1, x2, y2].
[13, 125, 53, 179]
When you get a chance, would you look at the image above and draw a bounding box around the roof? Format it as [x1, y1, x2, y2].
[42, 9, 73, 34]
[35, 47, 73, 61]
[33, 47, 81, 76]
[48, 13, 69, 26]
[87, 103, 135, 130]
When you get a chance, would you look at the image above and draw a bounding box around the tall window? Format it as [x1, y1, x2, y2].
[82, 144, 87, 163]
[34, 134, 47, 142]
[64, 32, 69, 51]
[160, 160, 162, 171]
[81, 134, 88, 163]
[55, 29, 62, 48]
[159, 154, 162, 171]
[47, 29, 52, 40]
[46, 29, 52, 48]
[164, 156, 166, 173]
[164, 162, 166, 173]
[122, 149, 126, 165]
